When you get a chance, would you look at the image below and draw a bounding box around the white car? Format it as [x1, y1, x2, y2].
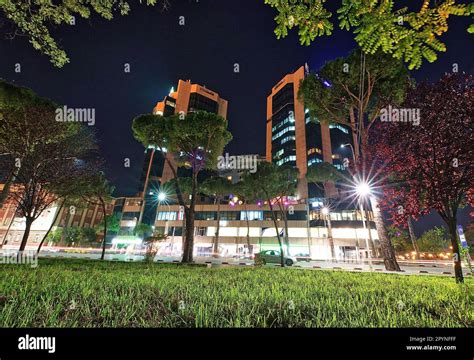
[256, 250, 296, 266]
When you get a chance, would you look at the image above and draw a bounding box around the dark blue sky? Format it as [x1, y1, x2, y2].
[0, 0, 472, 234]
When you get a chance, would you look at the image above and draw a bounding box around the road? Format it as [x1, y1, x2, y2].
[2, 246, 469, 277]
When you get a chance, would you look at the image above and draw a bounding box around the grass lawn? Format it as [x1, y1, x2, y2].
[0, 259, 473, 327]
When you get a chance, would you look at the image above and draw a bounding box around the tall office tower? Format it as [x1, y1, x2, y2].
[139, 80, 228, 224]
[266, 65, 355, 202]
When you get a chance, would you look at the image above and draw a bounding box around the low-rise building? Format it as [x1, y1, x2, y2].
[0, 184, 116, 249]
[153, 201, 378, 260]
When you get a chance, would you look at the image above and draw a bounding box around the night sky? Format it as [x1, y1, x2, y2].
[0, 0, 473, 234]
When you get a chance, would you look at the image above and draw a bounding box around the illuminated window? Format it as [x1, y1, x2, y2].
[196, 227, 207, 236]
[240, 211, 263, 221]
[281, 135, 295, 144]
[329, 124, 349, 134]
[276, 155, 296, 166]
[307, 147, 322, 155]
[272, 126, 295, 141]
[341, 210, 357, 221]
[157, 212, 177, 221]
[273, 149, 284, 159]
[220, 212, 239, 221]
[272, 114, 296, 132]
[307, 158, 322, 166]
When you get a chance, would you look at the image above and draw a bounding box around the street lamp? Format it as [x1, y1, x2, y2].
[355, 180, 373, 269]
[356, 182, 371, 197]
[340, 143, 356, 164]
[158, 192, 166, 202]
[156, 192, 175, 256]
[340, 144, 374, 265]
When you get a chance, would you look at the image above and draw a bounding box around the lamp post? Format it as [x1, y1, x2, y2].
[356, 182, 373, 269]
[341, 143, 372, 264]
[321, 206, 336, 262]
[306, 200, 312, 259]
[340, 143, 356, 164]
[157, 192, 176, 256]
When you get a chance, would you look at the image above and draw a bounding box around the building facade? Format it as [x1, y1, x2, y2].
[153, 202, 377, 260]
[266, 65, 356, 201]
[146, 69, 377, 261]
[0, 71, 380, 260]
[0, 184, 115, 250]
[138, 80, 229, 226]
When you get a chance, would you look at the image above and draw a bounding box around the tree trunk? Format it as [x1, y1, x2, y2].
[100, 198, 107, 261]
[306, 201, 312, 258]
[182, 173, 197, 263]
[407, 216, 419, 259]
[370, 197, 400, 271]
[0, 168, 17, 208]
[37, 201, 64, 254]
[18, 217, 33, 253]
[213, 199, 221, 257]
[366, 216, 378, 257]
[282, 209, 290, 256]
[162, 154, 188, 258]
[276, 198, 290, 256]
[447, 218, 464, 283]
[326, 216, 336, 261]
[244, 201, 251, 254]
[0, 205, 17, 248]
[60, 206, 73, 246]
[182, 207, 195, 263]
[268, 199, 285, 267]
[349, 107, 360, 160]
[358, 112, 395, 265]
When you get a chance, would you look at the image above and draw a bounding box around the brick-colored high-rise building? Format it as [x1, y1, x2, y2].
[138, 80, 228, 225]
[266, 65, 355, 201]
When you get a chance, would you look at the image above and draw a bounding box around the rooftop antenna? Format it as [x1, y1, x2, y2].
[304, 62, 310, 76]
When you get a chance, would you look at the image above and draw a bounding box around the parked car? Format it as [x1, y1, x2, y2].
[294, 253, 311, 262]
[255, 250, 296, 266]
